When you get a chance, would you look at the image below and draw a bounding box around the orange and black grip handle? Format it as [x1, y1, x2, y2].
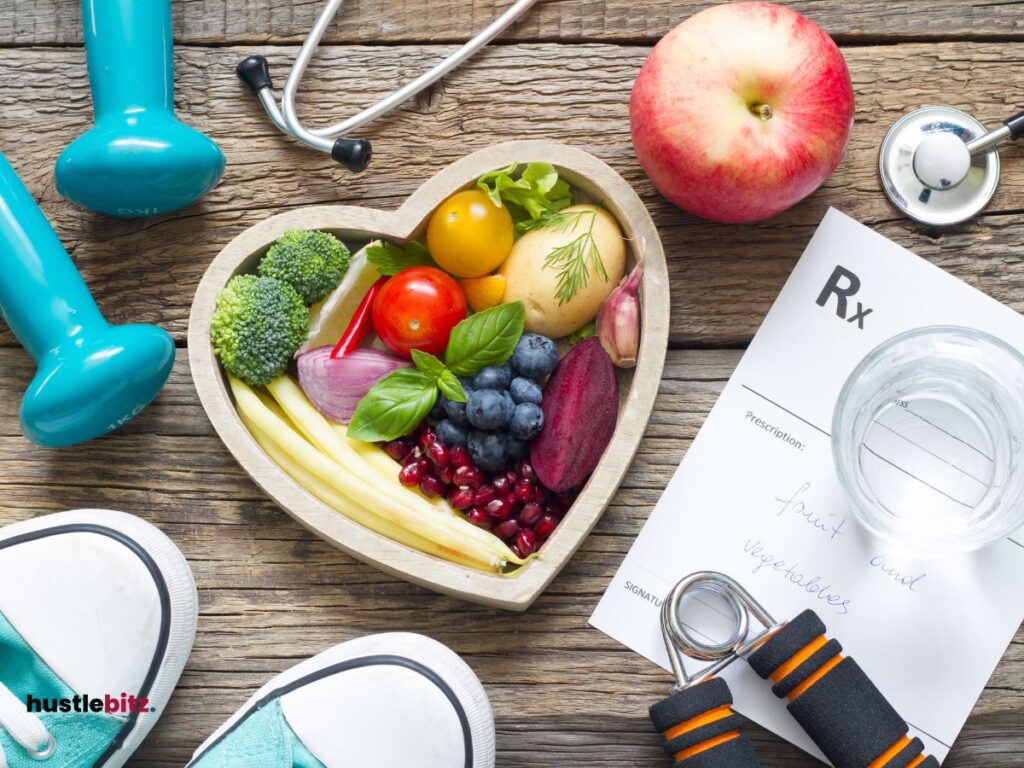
[649, 677, 762, 767]
[747, 610, 939, 768]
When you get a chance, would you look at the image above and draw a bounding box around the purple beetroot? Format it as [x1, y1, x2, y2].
[530, 336, 619, 492]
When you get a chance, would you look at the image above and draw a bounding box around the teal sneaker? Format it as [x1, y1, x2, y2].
[188, 633, 495, 768]
[0, 509, 197, 768]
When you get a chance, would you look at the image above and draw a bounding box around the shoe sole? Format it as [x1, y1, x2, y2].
[0, 509, 198, 768]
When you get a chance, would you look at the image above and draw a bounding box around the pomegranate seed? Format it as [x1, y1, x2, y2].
[385, 439, 411, 461]
[485, 497, 513, 520]
[503, 470, 517, 487]
[426, 440, 449, 468]
[448, 487, 475, 510]
[420, 475, 443, 498]
[473, 486, 496, 506]
[398, 462, 424, 487]
[513, 480, 535, 504]
[510, 542, 524, 559]
[454, 465, 483, 489]
[518, 502, 544, 526]
[450, 445, 472, 468]
[418, 430, 438, 452]
[438, 466, 454, 486]
[494, 519, 519, 541]
[535, 514, 558, 539]
[492, 475, 511, 496]
[516, 527, 538, 556]
[467, 508, 493, 529]
[517, 461, 536, 482]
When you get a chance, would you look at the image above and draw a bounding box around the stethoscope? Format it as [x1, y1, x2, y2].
[236, 0, 540, 172]
[880, 106, 1024, 226]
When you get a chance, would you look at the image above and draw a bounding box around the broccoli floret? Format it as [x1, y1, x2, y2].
[258, 229, 350, 305]
[211, 274, 308, 386]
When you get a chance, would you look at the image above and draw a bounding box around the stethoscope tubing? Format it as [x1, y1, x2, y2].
[255, 0, 540, 154]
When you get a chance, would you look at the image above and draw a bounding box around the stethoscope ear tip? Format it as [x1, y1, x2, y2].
[331, 138, 372, 172]
[237, 55, 272, 94]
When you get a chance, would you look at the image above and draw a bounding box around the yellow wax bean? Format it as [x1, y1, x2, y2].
[231, 375, 507, 569]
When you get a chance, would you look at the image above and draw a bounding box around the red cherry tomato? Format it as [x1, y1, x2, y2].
[371, 267, 467, 358]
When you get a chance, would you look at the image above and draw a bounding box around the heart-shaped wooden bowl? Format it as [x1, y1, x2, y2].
[189, 141, 669, 610]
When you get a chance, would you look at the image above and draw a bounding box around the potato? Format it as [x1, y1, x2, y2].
[500, 204, 626, 338]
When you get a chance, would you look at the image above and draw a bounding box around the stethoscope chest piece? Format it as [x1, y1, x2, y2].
[879, 105, 999, 227]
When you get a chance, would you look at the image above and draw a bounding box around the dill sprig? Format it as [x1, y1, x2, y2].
[522, 210, 609, 306]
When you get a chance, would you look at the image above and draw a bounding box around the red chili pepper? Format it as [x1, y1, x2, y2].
[330, 276, 389, 359]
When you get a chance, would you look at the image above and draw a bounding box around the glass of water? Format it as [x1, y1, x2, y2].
[832, 326, 1024, 552]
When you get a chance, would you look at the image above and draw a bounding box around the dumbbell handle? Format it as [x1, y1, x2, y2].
[0, 152, 106, 359]
[747, 610, 939, 768]
[650, 677, 762, 767]
[84, 0, 175, 116]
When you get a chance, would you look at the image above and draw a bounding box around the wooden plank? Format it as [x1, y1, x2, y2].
[1, 42, 1024, 349]
[2, 0, 1024, 46]
[0, 348, 1020, 766]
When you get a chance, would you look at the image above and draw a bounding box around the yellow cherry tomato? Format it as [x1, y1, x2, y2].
[460, 274, 506, 312]
[427, 190, 514, 278]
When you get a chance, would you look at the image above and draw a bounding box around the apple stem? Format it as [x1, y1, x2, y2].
[749, 103, 774, 120]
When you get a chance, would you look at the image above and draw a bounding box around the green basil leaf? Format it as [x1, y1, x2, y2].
[438, 370, 467, 403]
[365, 240, 435, 276]
[445, 302, 526, 375]
[411, 349, 446, 381]
[347, 369, 438, 442]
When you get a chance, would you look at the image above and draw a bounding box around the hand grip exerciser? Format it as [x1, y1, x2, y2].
[650, 573, 768, 767]
[650, 677, 763, 767]
[654, 572, 939, 768]
[55, 0, 225, 217]
[746, 609, 939, 768]
[0, 152, 175, 446]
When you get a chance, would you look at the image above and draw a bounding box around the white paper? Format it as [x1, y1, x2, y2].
[591, 209, 1024, 763]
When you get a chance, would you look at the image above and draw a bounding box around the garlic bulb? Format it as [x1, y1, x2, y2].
[596, 263, 642, 367]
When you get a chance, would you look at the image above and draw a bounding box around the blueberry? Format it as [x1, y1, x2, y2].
[468, 430, 507, 471]
[473, 365, 511, 390]
[510, 377, 543, 405]
[502, 390, 516, 422]
[506, 435, 529, 460]
[443, 395, 469, 426]
[436, 419, 468, 447]
[511, 333, 560, 378]
[510, 402, 544, 440]
[467, 389, 508, 430]
[458, 376, 475, 393]
[429, 397, 446, 421]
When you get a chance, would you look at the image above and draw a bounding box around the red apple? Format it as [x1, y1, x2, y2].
[630, 2, 855, 223]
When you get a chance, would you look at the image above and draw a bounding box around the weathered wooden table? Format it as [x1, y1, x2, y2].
[1, 2, 1022, 765]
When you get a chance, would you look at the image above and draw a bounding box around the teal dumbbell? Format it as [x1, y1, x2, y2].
[0, 152, 175, 446]
[55, 0, 225, 217]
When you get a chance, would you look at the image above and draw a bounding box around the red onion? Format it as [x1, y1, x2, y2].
[297, 347, 410, 423]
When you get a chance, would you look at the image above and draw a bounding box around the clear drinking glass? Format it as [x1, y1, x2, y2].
[832, 326, 1024, 552]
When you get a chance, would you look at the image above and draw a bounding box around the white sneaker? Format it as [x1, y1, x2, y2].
[0, 509, 197, 768]
[188, 633, 496, 768]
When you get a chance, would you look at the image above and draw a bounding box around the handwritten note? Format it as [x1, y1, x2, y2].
[590, 209, 1024, 763]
